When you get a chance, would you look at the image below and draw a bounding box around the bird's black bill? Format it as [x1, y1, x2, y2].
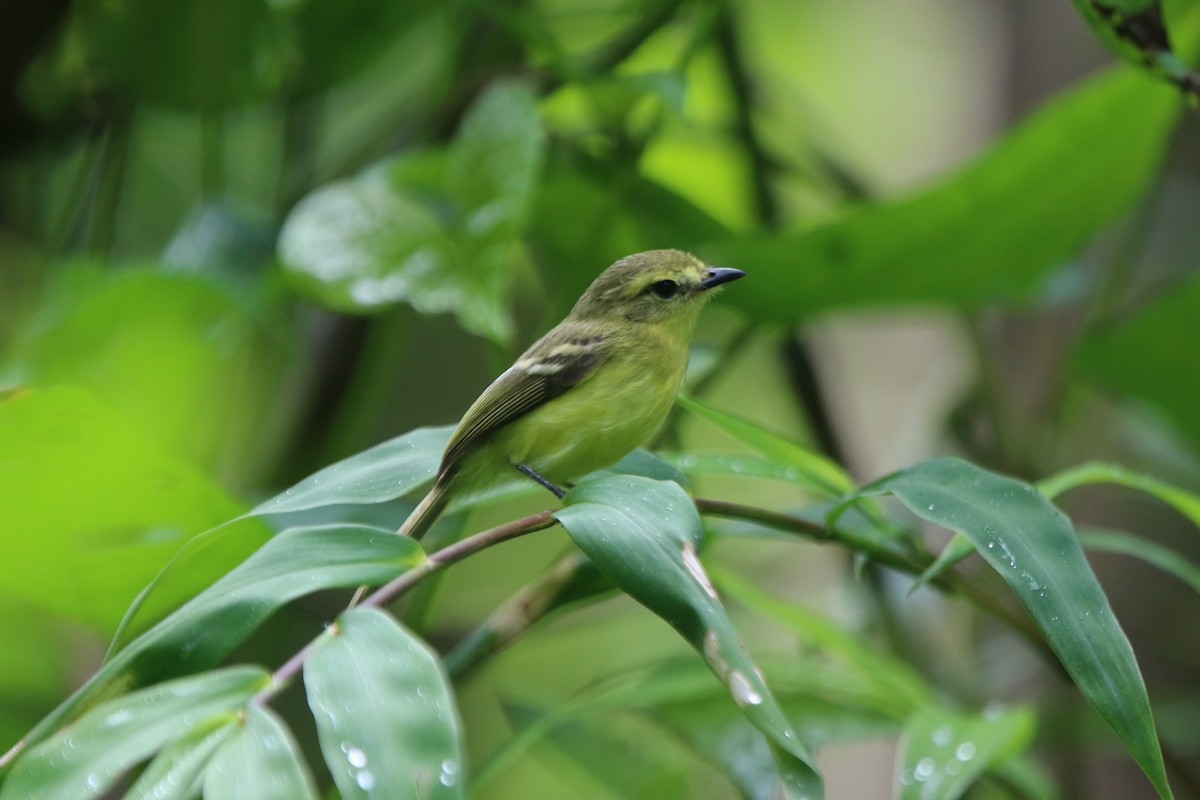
[700, 267, 746, 290]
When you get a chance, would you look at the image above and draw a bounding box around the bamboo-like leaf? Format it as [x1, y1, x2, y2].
[1038, 461, 1200, 528]
[1, 667, 267, 800]
[204, 706, 319, 800]
[249, 426, 450, 516]
[897, 705, 1036, 800]
[17, 525, 423, 763]
[833, 457, 1172, 799]
[305, 607, 464, 800]
[677, 395, 852, 496]
[1080, 528, 1200, 596]
[707, 67, 1180, 321]
[124, 719, 237, 800]
[712, 565, 932, 718]
[556, 475, 823, 799]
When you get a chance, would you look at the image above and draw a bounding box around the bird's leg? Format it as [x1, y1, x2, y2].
[514, 462, 566, 499]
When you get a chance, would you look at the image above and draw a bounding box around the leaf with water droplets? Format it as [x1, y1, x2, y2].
[1, 667, 267, 800]
[898, 705, 1035, 800]
[305, 607, 465, 800]
[204, 706, 319, 800]
[556, 474, 823, 799]
[124, 718, 237, 799]
[833, 457, 1173, 799]
[18, 525, 424, 766]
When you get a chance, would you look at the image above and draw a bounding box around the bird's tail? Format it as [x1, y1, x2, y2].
[398, 481, 451, 541]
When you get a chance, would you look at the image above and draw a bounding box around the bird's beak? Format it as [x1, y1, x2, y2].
[700, 267, 746, 290]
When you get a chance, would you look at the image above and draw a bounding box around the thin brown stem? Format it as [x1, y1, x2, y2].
[254, 510, 559, 704]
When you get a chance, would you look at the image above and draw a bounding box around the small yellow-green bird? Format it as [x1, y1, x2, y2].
[399, 249, 744, 540]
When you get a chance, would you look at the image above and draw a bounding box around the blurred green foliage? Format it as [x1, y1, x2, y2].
[1, 0, 1200, 797]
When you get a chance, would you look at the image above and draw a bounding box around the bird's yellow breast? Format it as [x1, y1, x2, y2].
[495, 327, 688, 483]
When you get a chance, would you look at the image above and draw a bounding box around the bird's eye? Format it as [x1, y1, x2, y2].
[648, 280, 679, 299]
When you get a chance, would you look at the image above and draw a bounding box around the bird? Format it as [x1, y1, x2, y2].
[398, 249, 745, 540]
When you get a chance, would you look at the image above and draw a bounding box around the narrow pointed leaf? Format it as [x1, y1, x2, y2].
[204, 706, 319, 800]
[1079, 529, 1200, 596]
[250, 426, 450, 516]
[124, 719, 238, 800]
[2, 667, 268, 800]
[305, 607, 465, 800]
[1038, 461, 1200, 528]
[502, 703, 689, 800]
[677, 395, 851, 496]
[707, 67, 1180, 320]
[20, 525, 423, 761]
[712, 565, 932, 718]
[910, 533, 976, 593]
[556, 475, 823, 799]
[898, 705, 1036, 800]
[833, 457, 1172, 799]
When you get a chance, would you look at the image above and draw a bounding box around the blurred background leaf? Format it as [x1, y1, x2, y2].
[2, 0, 1199, 796]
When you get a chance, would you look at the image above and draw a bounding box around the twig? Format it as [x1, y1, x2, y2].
[253, 510, 558, 705]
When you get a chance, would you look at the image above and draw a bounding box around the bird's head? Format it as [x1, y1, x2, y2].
[570, 249, 745, 325]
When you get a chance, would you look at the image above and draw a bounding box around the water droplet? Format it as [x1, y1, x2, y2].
[931, 725, 952, 746]
[346, 747, 368, 768]
[727, 671, 764, 706]
[104, 710, 132, 727]
[85, 773, 103, 791]
[956, 741, 977, 761]
[680, 541, 718, 600]
[355, 770, 376, 791]
[439, 758, 459, 786]
[914, 757, 936, 781]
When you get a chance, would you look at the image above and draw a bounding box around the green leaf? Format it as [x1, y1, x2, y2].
[19, 525, 423, 762]
[556, 475, 823, 799]
[279, 79, 543, 343]
[711, 565, 933, 718]
[705, 66, 1180, 321]
[669, 452, 834, 487]
[249, 425, 450, 516]
[1079, 528, 1200, 596]
[833, 457, 1172, 799]
[910, 533, 976, 593]
[277, 171, 454, 314]
[898, 705, 1036, 800]
[163, 202, 277, 277]
[1068, 0, 1200, 94]
[305, 607, 465, 800]
[677, 395, 852, 496]
[13, 269, 281, 472]
[1074, 280, 1200, 451]
[656, 691, 892, 800]
[1, 667, 268, 800]
[502, 703, 690, 800]
[448, 79, 544, 233]
[0, 386, 251, 632]
[75, 0, 285, 111]
[204, 706, 319, 800]
[287, 0, 436, 95]
[124, 720, 237, 800]
[1037, 461, 1200, 528]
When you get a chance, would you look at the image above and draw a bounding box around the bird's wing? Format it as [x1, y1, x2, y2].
[437, 325, 609, 482]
